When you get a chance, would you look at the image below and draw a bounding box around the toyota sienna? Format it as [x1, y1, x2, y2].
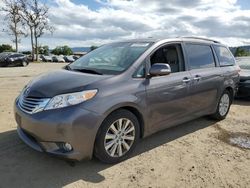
[14, 37, 240, 163]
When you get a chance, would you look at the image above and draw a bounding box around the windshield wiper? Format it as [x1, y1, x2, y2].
[72, 68, 103, 75]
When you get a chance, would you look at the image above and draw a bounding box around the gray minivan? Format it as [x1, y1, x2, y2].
[14, 37, 240, 163]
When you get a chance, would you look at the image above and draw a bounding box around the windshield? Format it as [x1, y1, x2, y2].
[69, 42, 152, 75]
[237, 58, 250, 70]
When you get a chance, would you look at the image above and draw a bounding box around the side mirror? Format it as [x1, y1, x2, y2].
[149, 63, 171, 77]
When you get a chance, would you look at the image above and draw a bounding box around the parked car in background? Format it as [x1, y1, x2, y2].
[41, 55, 53, 62]
[236, 57, 250, 98]
[73, 55, 80, 61]
[0, 52, 29, 67]
[14, 37, 239, 163]
[64, 55, 75, 63]
[52, 56, 57, 62]
[27, 54, 42, 62]
[52, 56, 65, 63]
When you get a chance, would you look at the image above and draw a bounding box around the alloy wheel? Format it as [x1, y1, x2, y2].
[219, 93, 230, 116]
[104, 118, 135, 157]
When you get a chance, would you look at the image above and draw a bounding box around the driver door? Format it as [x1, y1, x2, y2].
[145, 43, 194, 134]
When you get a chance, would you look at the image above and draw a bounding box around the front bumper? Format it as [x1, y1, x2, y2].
[14, 100, 104, 161]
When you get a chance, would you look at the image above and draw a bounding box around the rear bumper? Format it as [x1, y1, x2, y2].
[14, 100, 104, 161]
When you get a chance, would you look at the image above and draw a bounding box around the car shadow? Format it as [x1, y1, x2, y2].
[0, 117, 216, 188]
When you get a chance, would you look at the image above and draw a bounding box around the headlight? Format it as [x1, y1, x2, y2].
[44, 89, 97, 110]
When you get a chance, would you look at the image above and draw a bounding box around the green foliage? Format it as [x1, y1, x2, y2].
[234, 47, 250, 57]
[37, 45, 49, 55]
[0, 44, 14, 53]
[51, 45, 73, 55]
[90, 45, 98, 51]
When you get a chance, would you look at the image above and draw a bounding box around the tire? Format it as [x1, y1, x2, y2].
[22, 61, 28, 67]
[94, 109, 140, 164]
[211, 90, 232, 120]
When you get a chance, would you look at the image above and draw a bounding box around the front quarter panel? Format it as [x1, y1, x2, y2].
[80, 77, 147, 130]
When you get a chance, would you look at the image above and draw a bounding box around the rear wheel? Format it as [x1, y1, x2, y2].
[94, 109, 140, 164]
[211, 90, 232, 120]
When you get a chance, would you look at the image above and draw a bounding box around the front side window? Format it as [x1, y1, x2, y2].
[214, 46, 235, 66]
[150, 44, 184, 73]
[186, 44, 215, 69]
[133, 63, 145, 78]
[69, 42, 152, 75]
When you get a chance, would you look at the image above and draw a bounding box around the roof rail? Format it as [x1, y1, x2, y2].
[180, 36, 221, 44]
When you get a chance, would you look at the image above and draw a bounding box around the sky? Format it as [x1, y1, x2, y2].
[0, 0, 250, 50]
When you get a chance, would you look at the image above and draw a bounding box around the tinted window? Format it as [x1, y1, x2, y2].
[10, 54, 18, 58]
[214, 46, 235, 66]
[10, 54, 22, 58]
[186, 44, 215, 69]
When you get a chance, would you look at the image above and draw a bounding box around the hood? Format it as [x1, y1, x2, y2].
[240, 69, 250, 81]
[25, 70, 111, 98]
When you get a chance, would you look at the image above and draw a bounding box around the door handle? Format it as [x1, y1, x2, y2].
[194, 75, 202, 81]
[183, 77, 191, 83]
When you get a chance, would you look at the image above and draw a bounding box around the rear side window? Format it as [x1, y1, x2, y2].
[214, 46, 235, 66]
[186, 44, 215, 69]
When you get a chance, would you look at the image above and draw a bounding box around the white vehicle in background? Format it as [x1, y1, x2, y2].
[64, 55, 75, 63]
[41, 55, 53, 62]
[52, 56, 65, 63]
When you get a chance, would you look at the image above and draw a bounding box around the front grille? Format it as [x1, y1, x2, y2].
[18, 95, 50, 114]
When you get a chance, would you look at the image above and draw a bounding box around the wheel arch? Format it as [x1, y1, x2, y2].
[120, 106, 145, 138]
[224, 86, 234, 101]
[95, 104, 145, 141]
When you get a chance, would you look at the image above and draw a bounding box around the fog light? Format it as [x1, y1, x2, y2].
[63, 142, 73, 152]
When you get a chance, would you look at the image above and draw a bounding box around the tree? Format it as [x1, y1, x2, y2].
[19, 0, 54, 61]
[51, 46, 73, 55]
[51, 47, 60, 55]
[1, 0, 26, 52]
[235, 47, 250, 57]
[36, 45, 49, 55]
[90, 45, 98, 51]
[0, 44, 14, 53]
[61, 45, 73, 55]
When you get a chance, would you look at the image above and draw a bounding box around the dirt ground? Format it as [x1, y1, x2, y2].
[0, 63, 249, 188]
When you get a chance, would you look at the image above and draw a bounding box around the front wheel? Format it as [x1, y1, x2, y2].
[94, 109, 140, 164]
[22, 61, 28, 67]
[211, 90, 232, 120]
